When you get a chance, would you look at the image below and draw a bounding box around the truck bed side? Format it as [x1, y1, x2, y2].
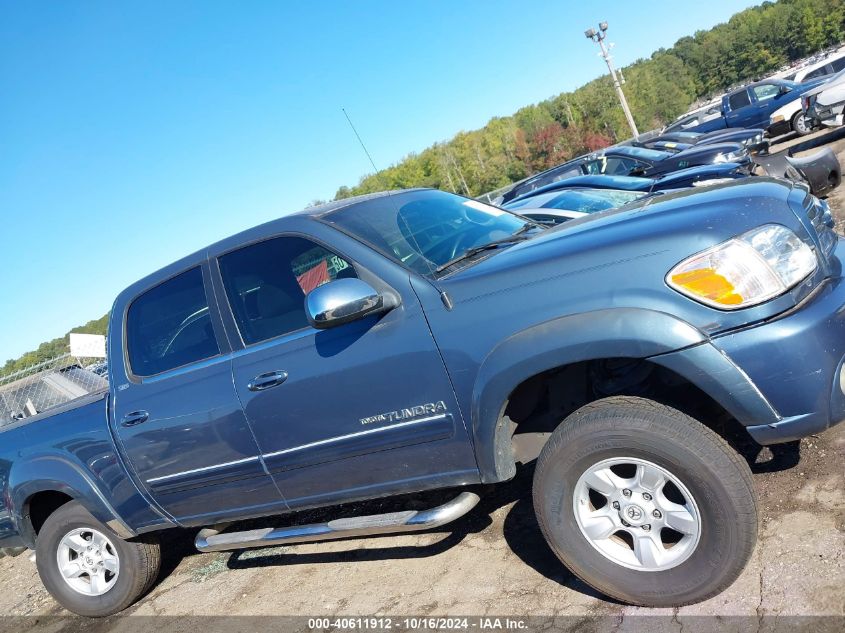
[0, 392, 171, 549]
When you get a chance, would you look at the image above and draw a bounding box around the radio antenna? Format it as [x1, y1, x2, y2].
[342, 108, 386, 185]
[341, 108, 438, 277]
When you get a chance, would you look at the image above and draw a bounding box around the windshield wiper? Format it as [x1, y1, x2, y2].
[435, 224, 539, 274]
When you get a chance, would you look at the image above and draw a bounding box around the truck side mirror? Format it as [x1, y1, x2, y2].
[305, 278, 398, 329]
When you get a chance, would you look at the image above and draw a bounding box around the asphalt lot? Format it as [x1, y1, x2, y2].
[1, 130, 844, 631]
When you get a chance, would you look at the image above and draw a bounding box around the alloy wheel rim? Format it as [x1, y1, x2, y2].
[56, 528, 120, 596]
[572, 457, 702, 571]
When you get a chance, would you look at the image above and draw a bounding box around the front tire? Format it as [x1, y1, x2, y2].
[35, 501, 160, 617]
[533, 396, 757, 607]
[792, 111, 813, 136]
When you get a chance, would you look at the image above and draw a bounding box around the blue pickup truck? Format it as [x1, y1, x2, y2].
[671, 78, 826, 136]
[2, 182, 844, 616]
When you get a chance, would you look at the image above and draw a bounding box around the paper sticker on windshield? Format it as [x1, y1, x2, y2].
[463, 199, 504, 216]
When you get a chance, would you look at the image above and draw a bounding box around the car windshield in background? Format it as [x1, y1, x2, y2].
[505, 188, 645, 213]
[665, 131, 701, 142]
[616, 147, 672, 161]
[323, 190, 530, 276]
[509, 164, 584, 199]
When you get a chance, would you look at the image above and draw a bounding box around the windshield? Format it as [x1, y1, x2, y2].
[505, 188, 645, 213]
[323, 190, 531, 276]
[615, 147, 672, 161]
[666, 131, 700, 141]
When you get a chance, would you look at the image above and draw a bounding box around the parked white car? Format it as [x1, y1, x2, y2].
[769, 98, 813, 136]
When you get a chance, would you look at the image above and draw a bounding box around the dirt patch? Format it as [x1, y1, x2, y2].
[0, 423, 841, 624]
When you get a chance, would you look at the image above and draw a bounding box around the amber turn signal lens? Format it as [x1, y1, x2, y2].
[670, 268, 743, 306]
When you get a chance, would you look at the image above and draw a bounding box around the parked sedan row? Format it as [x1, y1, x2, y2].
[501, 175, 776, 227]
[494, 122, 840, 208]
[497, 143, 752, 204]
[503, 186, 650, 226]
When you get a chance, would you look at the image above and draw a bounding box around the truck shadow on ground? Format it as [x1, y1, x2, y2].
[150, 425, 800, 603]
[219, 464, 614, 603]
[150, 462, 625, 603]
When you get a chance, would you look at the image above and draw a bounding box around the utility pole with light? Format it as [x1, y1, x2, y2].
[585, 21, 639, 138]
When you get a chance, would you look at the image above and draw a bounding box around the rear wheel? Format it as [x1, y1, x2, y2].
[533, 396, 757, 607]
[792, 111, 813, 136]
[35, 501, 160, 617]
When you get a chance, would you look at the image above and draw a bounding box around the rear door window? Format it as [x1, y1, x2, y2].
[728, 90, 752, 110]
[126, 267, 219, 377]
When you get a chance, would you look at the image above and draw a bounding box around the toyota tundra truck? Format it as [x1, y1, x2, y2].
[1, 181, 843, 616]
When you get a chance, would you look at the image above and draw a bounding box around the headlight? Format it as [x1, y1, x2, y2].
[742, 133, 764, 146]
[714, 149, 746, 163]
[667, 225, 817, 309]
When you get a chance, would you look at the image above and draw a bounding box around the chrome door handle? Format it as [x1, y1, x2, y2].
[248, 370, 288, 392]
[121, 410, 149, 427]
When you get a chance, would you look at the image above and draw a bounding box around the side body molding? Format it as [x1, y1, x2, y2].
[471, 308, 706, 483]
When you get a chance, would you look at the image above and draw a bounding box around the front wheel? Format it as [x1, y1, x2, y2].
[533, 396, 757, 607]
[792, 111, 813, 136]
[35, 501, 160, 616]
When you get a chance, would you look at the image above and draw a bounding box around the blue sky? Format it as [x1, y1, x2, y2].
[0, 0, 760, 363]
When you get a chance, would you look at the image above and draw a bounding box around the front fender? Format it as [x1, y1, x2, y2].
[471, 308, 706, 482]
[9, 453, 135, 547]
[771, 100, 801, 122]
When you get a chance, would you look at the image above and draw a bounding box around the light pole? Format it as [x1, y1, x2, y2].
[585, 22, 639, 138]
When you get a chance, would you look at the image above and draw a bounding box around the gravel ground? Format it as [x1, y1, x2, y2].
[1, 134, 844, 631]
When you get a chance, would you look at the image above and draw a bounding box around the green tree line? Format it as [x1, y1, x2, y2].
[4, 0, 844, 374]
[332, 0, 845, 201]
[1, 314, 109, 376]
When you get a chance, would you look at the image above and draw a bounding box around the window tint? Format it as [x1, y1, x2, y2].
[805, 66, 831, 80]
[753, 84, 780, 102]
[219, 237, 356, 345]
[831, 57, 845, 72]
[728, 90, 751, 110]
[126, 267, 219, 377]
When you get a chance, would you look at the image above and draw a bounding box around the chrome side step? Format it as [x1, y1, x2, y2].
[195, 491, 480, 553]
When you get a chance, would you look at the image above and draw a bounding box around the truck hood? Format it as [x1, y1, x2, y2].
[800, 75, 836, 96]
[438, 178, 807, 335]
[443, 178, 795, 283]
[803, 73, 845, 99]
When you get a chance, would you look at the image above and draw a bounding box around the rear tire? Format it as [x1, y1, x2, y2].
[533, 396, 757, 607]
[35, 501, 160, 617]
[792, 111, 812, 136]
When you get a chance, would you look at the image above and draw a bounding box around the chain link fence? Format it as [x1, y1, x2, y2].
[0, 354, 108, 427]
